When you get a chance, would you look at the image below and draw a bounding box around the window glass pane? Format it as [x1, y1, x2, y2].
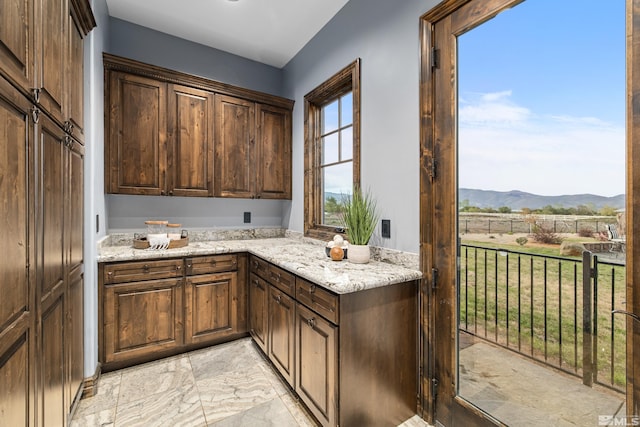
[322, 99, 339, 133]
[341, 92, 353, 125]
[340, 127, 353, 161]
[322, 133, 339, 165]
[322, 162, 353, 226]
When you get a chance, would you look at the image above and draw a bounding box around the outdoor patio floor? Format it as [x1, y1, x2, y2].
[459, 337, 625, 426]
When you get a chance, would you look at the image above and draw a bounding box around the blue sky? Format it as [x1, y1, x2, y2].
[458, 0, 625, 197]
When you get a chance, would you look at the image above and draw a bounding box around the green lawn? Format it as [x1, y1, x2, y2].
[459, 239, 626, 390]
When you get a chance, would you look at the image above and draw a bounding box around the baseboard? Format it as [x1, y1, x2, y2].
[81, 363, 102, 399]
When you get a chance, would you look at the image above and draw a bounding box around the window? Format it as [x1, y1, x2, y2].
[304, 59, 361, 239]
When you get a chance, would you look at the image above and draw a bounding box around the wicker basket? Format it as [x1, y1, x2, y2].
[133, 236, 189, 249]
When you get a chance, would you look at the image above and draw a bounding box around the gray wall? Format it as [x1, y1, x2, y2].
[105, 18, 289, 233]
[84, 0, 110, 377]
[283, 0, 438, 253]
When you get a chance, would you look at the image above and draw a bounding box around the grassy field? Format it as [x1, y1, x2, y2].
[459, 236, 626, 390]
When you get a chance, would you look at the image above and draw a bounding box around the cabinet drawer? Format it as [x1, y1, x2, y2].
[186, 254, 238, 275]
[296, 278, 339, 324]
[268, 264, 295, 297]
[249, 255, 270, 279]
[103, 259, 183, 284]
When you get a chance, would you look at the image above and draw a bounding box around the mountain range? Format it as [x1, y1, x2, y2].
[459, 188, 625, 210]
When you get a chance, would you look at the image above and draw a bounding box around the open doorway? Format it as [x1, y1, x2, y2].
[420, 0, 635, 425]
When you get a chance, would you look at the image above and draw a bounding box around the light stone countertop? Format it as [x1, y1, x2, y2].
[97, 237, 422, 295]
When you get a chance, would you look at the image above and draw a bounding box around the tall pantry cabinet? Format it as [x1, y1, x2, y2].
[0, 0, 95, 425]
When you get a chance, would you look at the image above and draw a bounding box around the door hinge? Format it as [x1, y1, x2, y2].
[431, 267, 438, 290]
[431, 47, 440, 69]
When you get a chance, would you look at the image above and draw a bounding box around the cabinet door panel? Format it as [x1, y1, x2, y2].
[37, 0, 67, 123]
[40, 296, 66, 427]
[0, 333, 30, 426]
[103, 278, 183, 363]
[249, 273, 268, 352]
[168, 85, 213, 196]
[0, 80, 32, 333]
[269, 286, 295, 386]
[296, 303, 337, 427]
[0, 0, 33, 93]
[214, 94, 255, 198]
[184, 272, 238, 345]
[256, 104, 291, 199]
[65, 15, 84, 143]
[107, 72, 166, 195]
[38, 115, 65, 300]
[67, 266, 83, 406]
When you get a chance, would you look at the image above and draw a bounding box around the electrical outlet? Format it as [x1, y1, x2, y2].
[381, 219, 391, 238]
[244, 212, 251, 223]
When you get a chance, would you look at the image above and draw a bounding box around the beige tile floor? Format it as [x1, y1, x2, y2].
[71, 338, 431, 427]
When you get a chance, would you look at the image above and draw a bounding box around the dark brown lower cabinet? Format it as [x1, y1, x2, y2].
[185, 272, 239, 345]
[103, 278, 184, 366]
[295, 303, 337, 427]
[249, 255, 418, 427]
[268, 286, 295, 386]
[99, 254, 248, 371]
[248, 273, 269, 352]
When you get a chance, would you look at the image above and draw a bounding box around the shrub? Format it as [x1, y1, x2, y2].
[515, 237, 528, 246]
[530, 224, 564, 245]
[577, 228, 593, 238]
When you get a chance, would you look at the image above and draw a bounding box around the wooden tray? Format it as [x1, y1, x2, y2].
[133, 236, 189, 249]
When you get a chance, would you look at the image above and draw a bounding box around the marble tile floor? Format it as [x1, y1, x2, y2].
[71, 338, 432, 427]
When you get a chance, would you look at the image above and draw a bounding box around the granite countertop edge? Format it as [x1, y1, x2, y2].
[97, 237, 423, 295]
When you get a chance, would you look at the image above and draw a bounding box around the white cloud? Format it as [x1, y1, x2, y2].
[458, 91, 625, 196]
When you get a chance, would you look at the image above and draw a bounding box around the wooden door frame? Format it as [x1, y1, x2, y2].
[419, 0, 640, 424]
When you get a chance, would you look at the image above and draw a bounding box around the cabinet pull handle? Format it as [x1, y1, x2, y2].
[275, 295, 282, 304]
[307, 317, 316, 329]
[107, 271, 113, 276]
[176, 265, 181, 271]
[309, 284, 316, 294]
[253, 279, 259, 287]
[187, 264, 192, 268]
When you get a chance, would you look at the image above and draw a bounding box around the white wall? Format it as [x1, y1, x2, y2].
[283, 0, 438, 253]
[83, 0, 109, 377]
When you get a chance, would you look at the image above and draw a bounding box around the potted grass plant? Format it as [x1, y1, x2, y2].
[341, 187, 379, 264]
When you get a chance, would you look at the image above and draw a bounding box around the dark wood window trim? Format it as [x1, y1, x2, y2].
[304, 59, 361, 241]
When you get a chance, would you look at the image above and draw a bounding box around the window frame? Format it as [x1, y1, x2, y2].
[304, 59, 361, 240]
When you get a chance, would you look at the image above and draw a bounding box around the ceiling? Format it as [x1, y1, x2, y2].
[105, 0, 350, 68]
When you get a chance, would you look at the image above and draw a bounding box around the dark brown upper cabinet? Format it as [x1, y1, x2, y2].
[104, 54, 293, 199]
[168, 84, 215, 197]
[107, 71, 168, 195]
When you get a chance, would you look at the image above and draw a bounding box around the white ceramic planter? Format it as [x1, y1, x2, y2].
[348, 244, 370, 264]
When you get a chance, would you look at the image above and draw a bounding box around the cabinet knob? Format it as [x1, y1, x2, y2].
[309, 284, 316, 294]
[275, 294, 282, 304]
[307, 317, 316, 329]
[210, 260, 217, 266]
[143, 264, 149, 271]
[253, 279, 259, 287]
[176, 265, 181, 271]
[107, 271, 113, 276]
[187, 264, 192, 268]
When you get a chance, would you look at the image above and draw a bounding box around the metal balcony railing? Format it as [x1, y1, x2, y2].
[459, 244, 626, 392]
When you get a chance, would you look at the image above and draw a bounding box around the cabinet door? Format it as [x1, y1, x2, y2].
[66, 141, 84, 406]
[36, 0, 67, 124]
[269, 286, 295, 386]
[0, 0, 34, 93]
[40, 295, 66, 427]
[256, 104, 291, 199]
[214, 94, 255, 198]
[249, 273, 268, 352]
[184, 272, 238, 345]
[65, 13, 85, 144]
[0, 77, 35, 427]
[296, 303, 337, 427]
[167, 84, 214, 197]
[103, 278, 183, 364]
[107, 72, 167, 195]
